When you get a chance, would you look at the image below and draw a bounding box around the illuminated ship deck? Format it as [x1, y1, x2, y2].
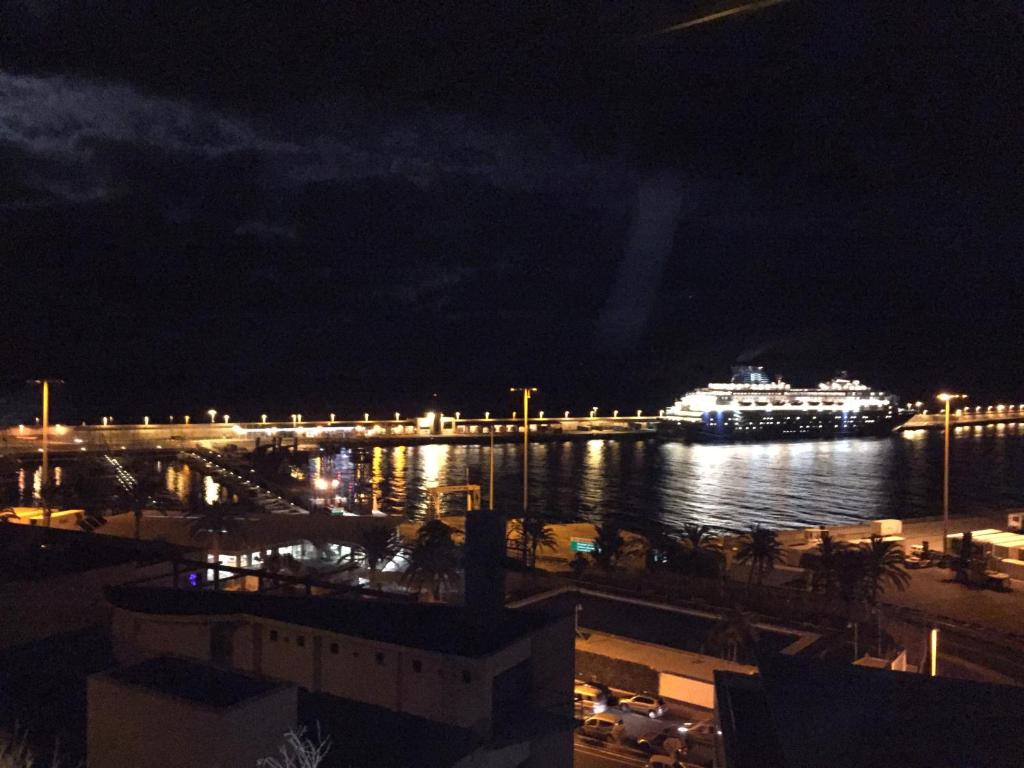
[662, 366, 908, 441]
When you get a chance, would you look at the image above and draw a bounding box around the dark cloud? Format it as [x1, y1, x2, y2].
[1, 2, 1023, 420]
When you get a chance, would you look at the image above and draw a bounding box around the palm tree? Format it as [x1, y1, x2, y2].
[356, 525, 403, 581]
[703, 607, 759, 663]
[835, 546, 867, 606]
[0, 456, 20, 513]
[62, 457, 119, 521]
[735, 525, 785, 588]
[681, 523, 724, 578]
[860, 535, 911, 605]
[37, 476, 65, 528]
[520, 513, 558, 568]
[858, 535, 911, 657]
[188, 500, 247, 576]
[115, 459, 177, 539]
[592, 522, 627, 572]
[809, 531, 846, 598]
[403, 520, 461, 601]
[682, 523, 719, 552]
[569, 552, 589, 579]
[642, 526, 683, 572]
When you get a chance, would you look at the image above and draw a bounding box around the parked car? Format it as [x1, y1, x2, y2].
[645, 756, 683, 768]
[682, 720, 720, 765]
[582, 679, 618, 706]
[620, 692, 667, 718]
[580, 713, 623, 740]
[574, 683, 608, 714]
[637, 725, 688, 754]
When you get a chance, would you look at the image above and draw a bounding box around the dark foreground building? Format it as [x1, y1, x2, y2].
[716, 654, 1024, 768]
[97, 511, 575, 767]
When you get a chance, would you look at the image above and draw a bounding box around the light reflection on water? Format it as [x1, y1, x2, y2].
[10, 427, 1024, 532]
[295, 429, 1024, 530]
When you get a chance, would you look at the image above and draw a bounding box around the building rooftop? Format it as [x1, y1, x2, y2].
[716, 654, 1024, 768]
[106, 586, 553, 657]
[103, 656, 288, 708]
[578, 630, 756, 684]
[300, 691, 573, 768]
[0, 523, 183, 582]
[300, 692, 481, 768]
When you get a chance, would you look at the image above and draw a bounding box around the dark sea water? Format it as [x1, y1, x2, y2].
[14, 425, 1024, 532]
[303, 426, 1024, 530]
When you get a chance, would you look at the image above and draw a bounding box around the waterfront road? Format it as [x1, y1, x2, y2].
[574, 708, 708, 768]
[574, 738, 646, 768]
[575, 737, 706, 768]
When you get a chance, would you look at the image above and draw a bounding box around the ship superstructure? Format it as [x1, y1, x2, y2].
[663, 366, 908, 441]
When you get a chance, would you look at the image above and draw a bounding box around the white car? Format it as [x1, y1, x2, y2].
[580, 712, 623, 740]
[574, 683, 608, 714]
[620, 692, 667, 718]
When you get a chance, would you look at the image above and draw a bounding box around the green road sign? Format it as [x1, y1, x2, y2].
[570, 537, 596, 553]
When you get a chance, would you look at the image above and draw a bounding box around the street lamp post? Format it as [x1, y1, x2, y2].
[41, 380, 50, 488]
[29, 379, 62, 497]
[488, 422, 495, 511]
[208, 409, 217, 424]
[937, 392, 967, 553]
[510, 387, 537, 515]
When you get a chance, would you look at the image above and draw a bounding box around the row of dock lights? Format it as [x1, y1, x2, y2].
[46, 408, 665, 426]
[20, 403, 1024, 428]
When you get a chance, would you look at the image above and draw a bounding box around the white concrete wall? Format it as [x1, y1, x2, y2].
[658, 672, 716, 709]
[242, 618, 500, 729]
[319, 636, 401, 709]
[394, 650, 492, 729]
[112, 608, 213, 664]
[259, 621, 316, 690]
[116, 610, 543, 733]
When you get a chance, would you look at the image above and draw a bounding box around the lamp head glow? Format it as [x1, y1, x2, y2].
[937, 393, 967, 403]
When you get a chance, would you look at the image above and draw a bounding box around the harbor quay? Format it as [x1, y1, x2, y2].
[0, 414, 659, 455]
[4, 404, 1024, 457]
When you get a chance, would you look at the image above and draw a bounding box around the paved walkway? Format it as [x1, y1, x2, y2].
[882, 566, 1024, 637]
[809, 515, 1024, 639]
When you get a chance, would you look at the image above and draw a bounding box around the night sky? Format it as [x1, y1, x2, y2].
[2, 2, 1023, 422]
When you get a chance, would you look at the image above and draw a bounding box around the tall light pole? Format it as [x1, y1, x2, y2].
[488, 417, 495, 511]
[29, 379, 62, 495]
[510, 387, 537, 515]
[937, 392, 966, 553]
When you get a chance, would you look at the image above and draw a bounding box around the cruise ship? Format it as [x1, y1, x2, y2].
[661, 365, 910, 441]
